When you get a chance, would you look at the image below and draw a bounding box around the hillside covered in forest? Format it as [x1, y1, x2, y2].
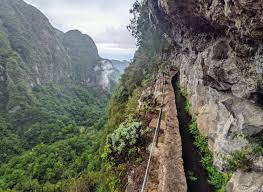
[0, 0, 128, 191]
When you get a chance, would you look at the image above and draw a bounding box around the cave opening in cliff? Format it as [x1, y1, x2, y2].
[172, 74, 214, 192]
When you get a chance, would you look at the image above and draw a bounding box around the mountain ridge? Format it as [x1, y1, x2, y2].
[0, 0, 129, 90]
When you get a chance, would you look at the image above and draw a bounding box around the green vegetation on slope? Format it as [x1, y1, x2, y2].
[0, 1, 114, 190]
[0, 82, 108, 161]
[97, 1, 172, 191]
[0, 83, 109, 191]
[106, 0, 168, 130]
[0, 135, 102, 191]
[0, 33, 109, 190]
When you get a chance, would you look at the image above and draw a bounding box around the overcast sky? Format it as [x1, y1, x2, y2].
[24, 0, 136, 61]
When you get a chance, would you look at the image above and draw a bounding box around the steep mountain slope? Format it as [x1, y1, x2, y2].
[0, 0, 128, 191]
[0, 0, 70, 85]
[0, 0, 129, 119]
[0, 0, 128, 89]
[63, 30, 100, 85]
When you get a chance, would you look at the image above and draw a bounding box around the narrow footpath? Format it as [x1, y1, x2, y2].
[143, 71, 187, 192]
[126, 70, 213, 192]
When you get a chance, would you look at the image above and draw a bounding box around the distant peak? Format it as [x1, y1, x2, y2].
[65, 30, 82, 35]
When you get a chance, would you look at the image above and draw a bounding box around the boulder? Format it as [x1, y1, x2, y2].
[226, 171, 263, 192]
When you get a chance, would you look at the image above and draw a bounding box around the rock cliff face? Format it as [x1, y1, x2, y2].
[95, 59, 129, 90]
[147, 0, 263, 191]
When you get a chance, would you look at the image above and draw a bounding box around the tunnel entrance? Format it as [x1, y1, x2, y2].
[172, 74, 214, 192]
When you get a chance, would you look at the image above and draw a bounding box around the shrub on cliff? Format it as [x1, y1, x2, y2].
[106, 119, 142, 155]
[227, 142, 263, 171]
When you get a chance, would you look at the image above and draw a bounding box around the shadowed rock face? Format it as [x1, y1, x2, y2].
[147, 0, 262, 191]
[154, 0, 263, 39]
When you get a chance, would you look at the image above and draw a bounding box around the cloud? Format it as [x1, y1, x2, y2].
[24, 0, 136, 60]
[97, 43, 135, 61]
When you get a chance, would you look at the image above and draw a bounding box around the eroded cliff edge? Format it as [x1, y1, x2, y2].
[146, 0, 263, 191]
